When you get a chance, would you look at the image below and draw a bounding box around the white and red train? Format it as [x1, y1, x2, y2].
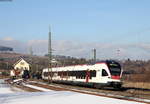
[42, 60, 123, 88]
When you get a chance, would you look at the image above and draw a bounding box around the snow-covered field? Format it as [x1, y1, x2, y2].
[0, 79, 14, 94]
[0, 90, 146, 104]
[0, 79, 24, 93]
[0, 79, 146, 104]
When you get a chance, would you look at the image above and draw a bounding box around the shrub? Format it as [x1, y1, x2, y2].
[2, 71, 10, 76]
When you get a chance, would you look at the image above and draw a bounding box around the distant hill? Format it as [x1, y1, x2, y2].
[0, 52, 150, 82]
[0, 52, 49, 73]
[0, 52, 47, 65]
[0, 46, 13, 52]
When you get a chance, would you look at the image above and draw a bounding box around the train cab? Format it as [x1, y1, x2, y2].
[100, 60, 122, 88]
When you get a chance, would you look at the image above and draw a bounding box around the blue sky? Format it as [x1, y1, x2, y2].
[0, 0, 150, 59]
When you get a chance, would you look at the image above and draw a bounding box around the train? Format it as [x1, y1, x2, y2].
[42, 60, 123, 88]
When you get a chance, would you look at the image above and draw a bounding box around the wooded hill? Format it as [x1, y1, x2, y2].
[0, 52, 150, 82]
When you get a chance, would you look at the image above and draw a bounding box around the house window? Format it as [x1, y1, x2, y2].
[20, 62, 24, 65]
[21, 67, 24, 70]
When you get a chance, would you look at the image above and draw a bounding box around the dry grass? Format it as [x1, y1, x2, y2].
[123, 81, 150, 89]
[0, 75, 9, 79]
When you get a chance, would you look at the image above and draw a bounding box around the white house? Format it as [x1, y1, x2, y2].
[14, 58, 30, 70]
[10, 58, 30, 76]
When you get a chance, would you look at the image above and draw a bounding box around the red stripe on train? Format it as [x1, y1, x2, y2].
[111, 75, 120, 79]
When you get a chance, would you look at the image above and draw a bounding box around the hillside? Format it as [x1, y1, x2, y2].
[0, 52, 150, 82]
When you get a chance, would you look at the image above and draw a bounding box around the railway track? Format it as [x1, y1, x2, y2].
[27, 80, 150, 103]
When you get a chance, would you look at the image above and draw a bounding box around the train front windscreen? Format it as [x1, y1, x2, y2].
[107, 61, 121, 76]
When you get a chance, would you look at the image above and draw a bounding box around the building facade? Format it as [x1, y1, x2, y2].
[10, 58, 30, 76]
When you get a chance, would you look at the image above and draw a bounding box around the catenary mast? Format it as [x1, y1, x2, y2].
[48, 26, 52, 83]
[93, 48, 96, 63]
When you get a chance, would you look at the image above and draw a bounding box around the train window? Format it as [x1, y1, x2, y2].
[102, 69, 108, 76]
[70, 70, 86, 79]
[56, 70, 93, 79]
[44, 72, 48, 77]
[58, 71, 61, 76]
[90, 70, 96, 77]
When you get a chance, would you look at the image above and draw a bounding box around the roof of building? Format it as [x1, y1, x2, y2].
[13, 58, 30, 66]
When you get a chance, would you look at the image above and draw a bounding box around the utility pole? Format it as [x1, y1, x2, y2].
[93, 48, 96, 63]
[6, 62, 8, 70]
[117, 49, 120, 60]
[48, 26, 52, 83]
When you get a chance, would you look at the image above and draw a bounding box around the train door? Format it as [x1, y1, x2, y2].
[101, 69, 109, 83]
[86, 70, 90, 82]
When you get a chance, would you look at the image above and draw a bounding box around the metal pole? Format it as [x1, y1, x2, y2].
[117, 49, 120, 60]
[48, 26, 52, 83]
[93, 49, 96, 63]
[6, 62, 8, 70]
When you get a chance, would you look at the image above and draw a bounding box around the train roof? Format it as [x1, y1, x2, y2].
[43, 60, 120, 72]
[88, 60, 119, 65]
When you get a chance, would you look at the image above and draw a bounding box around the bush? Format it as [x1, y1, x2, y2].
[2, 71, 9, 76]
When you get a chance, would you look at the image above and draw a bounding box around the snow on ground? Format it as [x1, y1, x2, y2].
[29, 81, 150, 103]
[0, 79, 14, 94]
[0, 79, 146, 104]
[0, 89, 146, 104]
[23, 84, 52, 92]
[0, 88, 14, 94]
